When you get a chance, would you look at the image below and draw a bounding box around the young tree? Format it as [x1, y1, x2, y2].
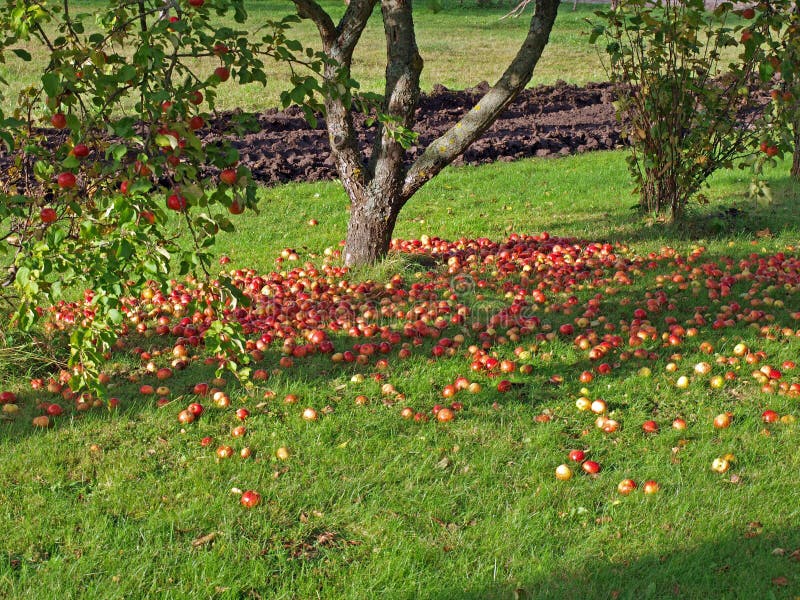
[590, 0, 786, 220]
[293, 0, 561, 265]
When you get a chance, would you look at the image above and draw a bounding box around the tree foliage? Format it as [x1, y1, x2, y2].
[0, 0, 324, 392]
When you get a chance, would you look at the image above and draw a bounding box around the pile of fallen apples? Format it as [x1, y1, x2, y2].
[3, 232, 799, 506]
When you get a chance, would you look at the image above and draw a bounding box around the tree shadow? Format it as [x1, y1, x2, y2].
[4, 198, 800, 442]
[536, 173, 800, 246]
[429, 527, 800, 599]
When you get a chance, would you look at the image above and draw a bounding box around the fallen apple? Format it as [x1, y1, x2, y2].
[240, 490, 261, 508]
[581, 460, 601, 475]
[555, 464, 573, 481]
[617, 479, 637, 495]
[642, 480, 660, 494]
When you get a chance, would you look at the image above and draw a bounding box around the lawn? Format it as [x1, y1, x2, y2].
[2, 1, 800, 597]
[1, 149, 800, 599]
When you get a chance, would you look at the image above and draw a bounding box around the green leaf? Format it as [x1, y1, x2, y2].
[285, 39, 303, 52]
[109, 144, 128, 162]
[12, 48, 31, 61]
[42, 73, 60, 98]
[155, 134, 178, 149]
[15, 266, 30, 287]
[117, 239, 134, 260]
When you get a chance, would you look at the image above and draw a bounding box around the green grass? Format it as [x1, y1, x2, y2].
[1, 0, 606, 113]
[217, 150, 800, 271]
[1, 150, 800, 598]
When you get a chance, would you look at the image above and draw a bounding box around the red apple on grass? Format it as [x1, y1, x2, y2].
[642, 480, 660, 494]
[582, 460, 601, 475]
[761, 410, 779, 423]
[568, 449, 585, 462]
[240, 490, 261, 508]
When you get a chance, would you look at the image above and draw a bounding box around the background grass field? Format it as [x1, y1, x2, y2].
[1, 1, 606, 113]
[1, 149, 799, 598]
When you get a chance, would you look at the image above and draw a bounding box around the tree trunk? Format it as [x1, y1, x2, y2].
[344, 0, 422, 266]
[344, 191, 400, 266]
[296, 0, 560, 266]
[792, 118, 800, 179]
[641, 166, 680, 218]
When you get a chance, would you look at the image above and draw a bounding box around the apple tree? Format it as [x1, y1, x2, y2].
[0, 0, 339, 391]
[0, 0, 561, 391]
[290, 0, 561, 265]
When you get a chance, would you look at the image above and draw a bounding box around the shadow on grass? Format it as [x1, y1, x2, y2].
[431, 527, 800, 599]
[536, 174, 800, 246]
[4, 202, 800, 443]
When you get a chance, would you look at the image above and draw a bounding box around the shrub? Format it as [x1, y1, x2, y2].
[589, 0, 787, 219]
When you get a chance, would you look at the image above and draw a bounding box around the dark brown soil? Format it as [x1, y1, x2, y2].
[206, 80, 622, 186]
[1, 81, 622, 188]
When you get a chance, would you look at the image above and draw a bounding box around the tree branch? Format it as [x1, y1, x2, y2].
[336, 0, 379, 56]
[313, 0, 377, 201]
[291, 0, 336, 48]
[402, 0, 561, 201]
[367, 0, 423, 196]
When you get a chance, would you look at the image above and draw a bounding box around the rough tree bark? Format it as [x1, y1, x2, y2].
[292, 0, 561, 265]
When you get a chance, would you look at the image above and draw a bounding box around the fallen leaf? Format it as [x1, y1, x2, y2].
[595, 516, 613, 524]
[316, 531, 336, 546]
[772, 548, 786, 556]
[191, 531, 219, 548]
[435, 457, 451, 469]
[745, 521, 763, 539]
[772, 576, 788, 587]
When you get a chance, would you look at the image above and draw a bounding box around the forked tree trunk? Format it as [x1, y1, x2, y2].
[294, 0, 561, 266]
